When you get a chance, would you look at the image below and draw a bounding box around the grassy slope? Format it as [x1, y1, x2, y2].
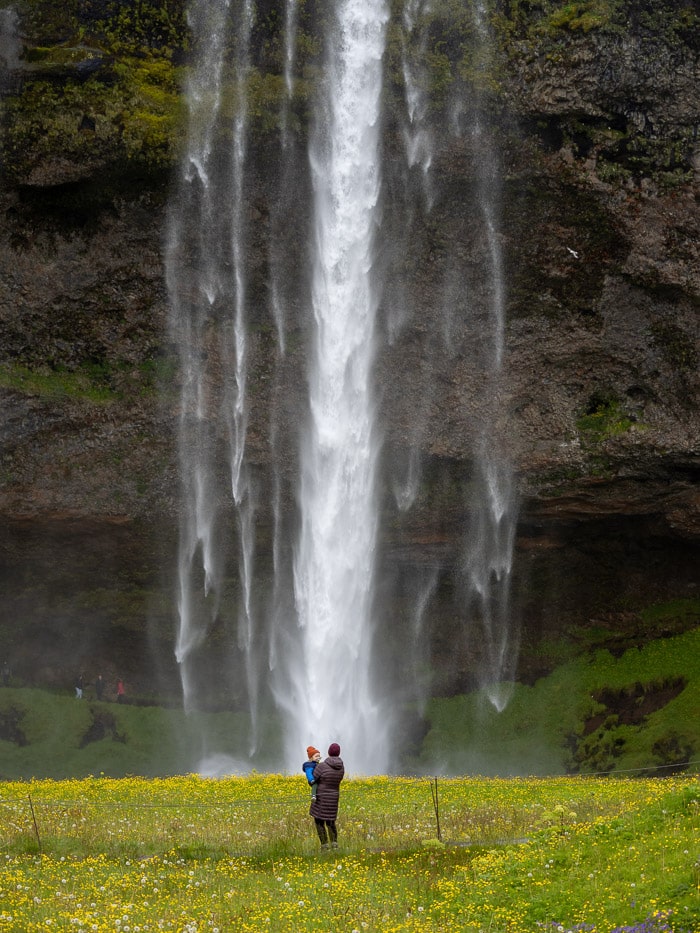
[0, 690, 258, 780]
[1, 627, 698, 780]
[421, 628, 700, 777]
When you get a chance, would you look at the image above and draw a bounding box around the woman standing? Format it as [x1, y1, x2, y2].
[310, 742, 344, 849]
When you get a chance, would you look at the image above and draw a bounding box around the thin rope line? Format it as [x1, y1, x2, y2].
[0, 760, 696, 810]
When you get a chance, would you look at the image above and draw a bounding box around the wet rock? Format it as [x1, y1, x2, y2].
[0, 2, 697, 694]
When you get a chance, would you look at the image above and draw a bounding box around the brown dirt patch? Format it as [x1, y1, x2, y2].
[584, 677, 687, 734]
[0, 705, 27, 745]
[79, 707, 126, 747]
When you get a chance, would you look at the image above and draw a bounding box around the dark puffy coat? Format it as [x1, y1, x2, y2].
[309, 755, 344, 820]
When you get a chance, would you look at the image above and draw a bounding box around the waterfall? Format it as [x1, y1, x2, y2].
[0, 6, 19, 65]
[165, 0, 256, 746]
[165, 0, 519, 774]
[459, 1, 519, 709]
[287, 0, 390, 774]
[278, 0, 298, 149]
[283, 0, 298, 99]
[390, 0, 519, 722]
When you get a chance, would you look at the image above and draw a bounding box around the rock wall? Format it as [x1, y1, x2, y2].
[0, 0, 698, 698]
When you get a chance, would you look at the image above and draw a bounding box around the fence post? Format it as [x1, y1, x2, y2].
[27, 793, 42, 853]
[430, 776, 442, 842]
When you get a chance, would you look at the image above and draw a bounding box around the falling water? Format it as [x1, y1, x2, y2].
[390, 0, 519, 720]
[386, 0, 436, 514]
[460, 1, 519, 710]
[283, 0, 298, 99]
[0, 6, 21, 93]
[287, 0, 390, 773]
[278, 0, 298, 149]
[165, 0, 256, 746]
[166, 0, 519, 773]
[401, 0, 434, 201]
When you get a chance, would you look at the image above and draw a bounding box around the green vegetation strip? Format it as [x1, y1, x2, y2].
[1, 628, 698, 781]
[0, 774, 697, 932]
[424, 627, 700, 776]
[0, 362, 116, 403]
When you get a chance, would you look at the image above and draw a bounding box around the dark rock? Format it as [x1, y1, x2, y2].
[0, 1, 697, 699]
[0, 705, 28, 746]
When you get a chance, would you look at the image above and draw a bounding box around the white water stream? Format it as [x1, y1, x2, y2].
[165, 0, 255, 736]
[458, 1, 519, 709]
[0, 7, 21, 77]
[287, 0, 390, 772]
[166, 0, 518, 774]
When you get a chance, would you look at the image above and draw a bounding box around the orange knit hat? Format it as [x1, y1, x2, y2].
[306, 746, 320, 758]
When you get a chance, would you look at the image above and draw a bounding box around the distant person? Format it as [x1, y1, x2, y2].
[75, 673, 84, 699]
[1, 661, 9, 686]
[302, 745, 321, 802]
[95, 674, 104, 701]
[310, 742, 344, 850]
[116, 679, 125, 703]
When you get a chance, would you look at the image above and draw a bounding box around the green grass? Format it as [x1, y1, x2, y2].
[2, 628, 699, 781]
[0, 774, 697, 932]
[0, 689, 262, 780]
[421, 627, 700, 776]
[1, 629, 698, 930]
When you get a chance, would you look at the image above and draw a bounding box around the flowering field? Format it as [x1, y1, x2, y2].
[0, 774, 698, 932]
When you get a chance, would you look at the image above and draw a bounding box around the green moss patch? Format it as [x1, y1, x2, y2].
[0, 361, 118, 403]
[576, 392, 634, 442]
[1, 52, 184, 182]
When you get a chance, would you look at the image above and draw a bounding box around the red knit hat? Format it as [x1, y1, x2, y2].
[328, 742, 340, 757]
[306, 746, 320, 758]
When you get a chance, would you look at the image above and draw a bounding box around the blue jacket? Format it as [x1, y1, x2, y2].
[302, 759, 318, 786]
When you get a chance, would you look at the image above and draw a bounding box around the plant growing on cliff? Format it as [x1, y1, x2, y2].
[0, 0, 189, 182]
[21, 0, 188, 53]
[576, 392, 633, 443]
[1, 47, 184, 181]
[545, 0, 620, 33]
[80, 0, 188, 54]
[0, 362, 117, 403]
[492, 0, 624, 43]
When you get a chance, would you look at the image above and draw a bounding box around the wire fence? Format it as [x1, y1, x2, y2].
[2, 766, 697, 858]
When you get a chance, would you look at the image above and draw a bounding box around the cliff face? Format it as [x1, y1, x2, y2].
[0, 0, 698, 698]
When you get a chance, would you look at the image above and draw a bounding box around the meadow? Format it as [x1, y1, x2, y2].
[0, 773, 698, 932]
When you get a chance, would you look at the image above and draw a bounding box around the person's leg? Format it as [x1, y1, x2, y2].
[314, 818, 328, 846]
[327, 820, 338, 846]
